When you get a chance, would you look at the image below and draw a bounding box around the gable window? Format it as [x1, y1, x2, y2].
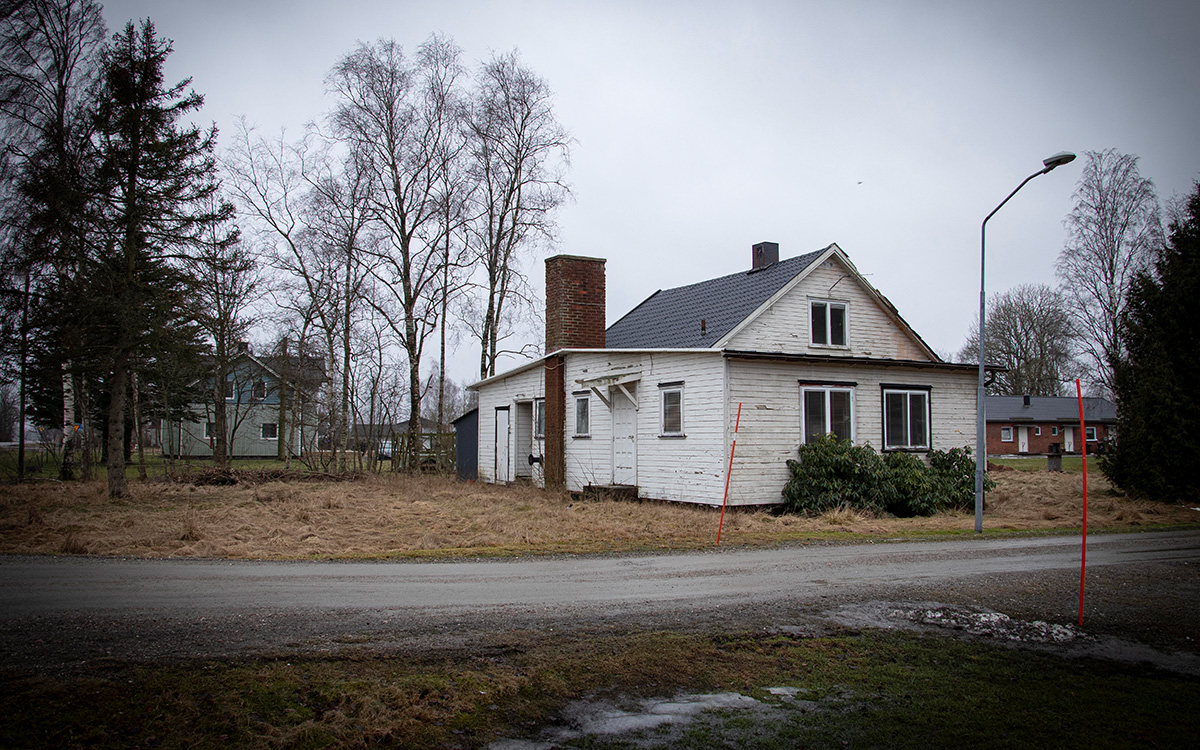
[660, 384, 683, 436]
[800, 386, 854, 443]
[252, 379, 267, 401]
[574, 395, 590, 437]
[1001, 426, 1013, 442]
[883, 387, 930, 450]
[534, 398, 545, 439]
[811, 300, 848, 347]
[260, 422, 278, 440]
[224, 380, 234, 400]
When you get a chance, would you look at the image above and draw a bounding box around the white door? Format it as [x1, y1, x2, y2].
[612, 388, 637, 485]
[495, 407, 511, 483]
[1063, 427, 1075, 453]
[1017, 426, 1029, 453]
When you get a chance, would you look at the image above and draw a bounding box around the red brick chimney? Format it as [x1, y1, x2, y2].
[545, 255, 606, 352]
[543, 255, 605, 489]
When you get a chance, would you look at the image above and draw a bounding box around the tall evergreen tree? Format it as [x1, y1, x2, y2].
[1101, 181, 1200, 501]
[91, 20, 227, 496]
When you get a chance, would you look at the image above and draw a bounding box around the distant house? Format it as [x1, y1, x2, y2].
[469, 242, 981, 506]
[348, 418, 442, 460]
[166, 346, 325, 459]
[985, 395, 1116, 455]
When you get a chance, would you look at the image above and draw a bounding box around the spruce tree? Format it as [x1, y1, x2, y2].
[91, 20, 227, 496]
[1101, 182, 1200, 501]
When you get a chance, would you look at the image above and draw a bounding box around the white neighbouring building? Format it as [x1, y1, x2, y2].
[469, 242, 979, 506]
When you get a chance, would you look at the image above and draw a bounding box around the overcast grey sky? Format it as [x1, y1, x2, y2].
[103, 0, 1200, 383]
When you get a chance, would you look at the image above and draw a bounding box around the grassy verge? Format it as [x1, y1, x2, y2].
[3, 629, 1196, 749]
[990, 455, 1092, 472]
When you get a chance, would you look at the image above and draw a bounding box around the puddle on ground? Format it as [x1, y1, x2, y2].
[823, 600, 1200, 676]
[488, 690, 811, 750]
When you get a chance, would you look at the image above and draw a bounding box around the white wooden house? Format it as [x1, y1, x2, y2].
[470, 242, 978, 506]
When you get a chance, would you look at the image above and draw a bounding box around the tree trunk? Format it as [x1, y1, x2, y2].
[132, 371, 147, 479]
[107, 355, 128, 497]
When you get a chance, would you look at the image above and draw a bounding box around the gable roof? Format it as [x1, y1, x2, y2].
[986, 395, 1117, 423]
[604, 247, 827, 349]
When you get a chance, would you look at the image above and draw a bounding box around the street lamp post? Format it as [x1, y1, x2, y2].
[975, 151, 1076, 534]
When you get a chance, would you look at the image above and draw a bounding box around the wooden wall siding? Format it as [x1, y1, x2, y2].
[474, 365, 546, 484]
[562, 351, 728, 504]
[725, 254, 930, 361]
[723, 359, 976, 505]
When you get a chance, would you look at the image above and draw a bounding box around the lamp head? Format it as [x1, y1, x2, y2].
[1042, 151, 1077, 171]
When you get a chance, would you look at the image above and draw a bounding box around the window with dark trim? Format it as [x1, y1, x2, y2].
[660, 386, 683, 436]
[882, 387, 930, 450]
[574, 396, 590, 437]
[810, 300, 848, 347]
[800, 386, 854, 443]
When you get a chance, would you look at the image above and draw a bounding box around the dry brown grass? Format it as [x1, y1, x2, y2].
[0, 470, 1196, 560]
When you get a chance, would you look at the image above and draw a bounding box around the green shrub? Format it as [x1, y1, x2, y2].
[781, 437, 989, 517]
[781, 434, 889, 515]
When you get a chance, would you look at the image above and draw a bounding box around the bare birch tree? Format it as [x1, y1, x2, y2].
[465, 50, 570, 379]
[328, 34, 462, 470]
[1056, 149, 1162, 396]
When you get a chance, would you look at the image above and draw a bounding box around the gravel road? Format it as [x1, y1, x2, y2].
[2, 530, 1198, 673]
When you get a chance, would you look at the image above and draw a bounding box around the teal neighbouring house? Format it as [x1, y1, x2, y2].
[166, 344, 326, 460]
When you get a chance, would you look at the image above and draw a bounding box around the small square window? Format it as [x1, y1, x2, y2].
[1034, 426, 1042, 436]
[1001, 426, 1013, 442]
[1051, 426, 1059, 436]
[1085, 426, 1097, 441]
[810, 300, 848, 347]
[574, 397, 589, 437]
[260, 423, 278, 440]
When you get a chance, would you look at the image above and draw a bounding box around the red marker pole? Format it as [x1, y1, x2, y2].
[1077, 379, 1088, 627]
[716, 402, 742, 545]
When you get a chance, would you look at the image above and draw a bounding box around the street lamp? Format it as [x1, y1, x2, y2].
[975, 151, 1076, 534]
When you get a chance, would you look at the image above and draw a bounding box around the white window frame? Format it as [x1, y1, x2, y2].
[1001, 426, 1013, 442]
[534, 398, 545, 439]
[224, 379, 234, 400]
[882, 387, 930, 450]
[204, 421, 216, 439]
[660, 385, 684, 437]
[260, 422, 278, 440]
[1085, 426, 1098, 441]
[1034, 426, 1041, 436]
[1051, 426, 1059, 436]
[574, 395, 590, 438]
[800, 385, 855, 444]
[252, 379, 267, 401]
[810, 299, 849, 348]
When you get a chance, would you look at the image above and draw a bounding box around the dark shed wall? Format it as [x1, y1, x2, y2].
[453, 408, 479, 480]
